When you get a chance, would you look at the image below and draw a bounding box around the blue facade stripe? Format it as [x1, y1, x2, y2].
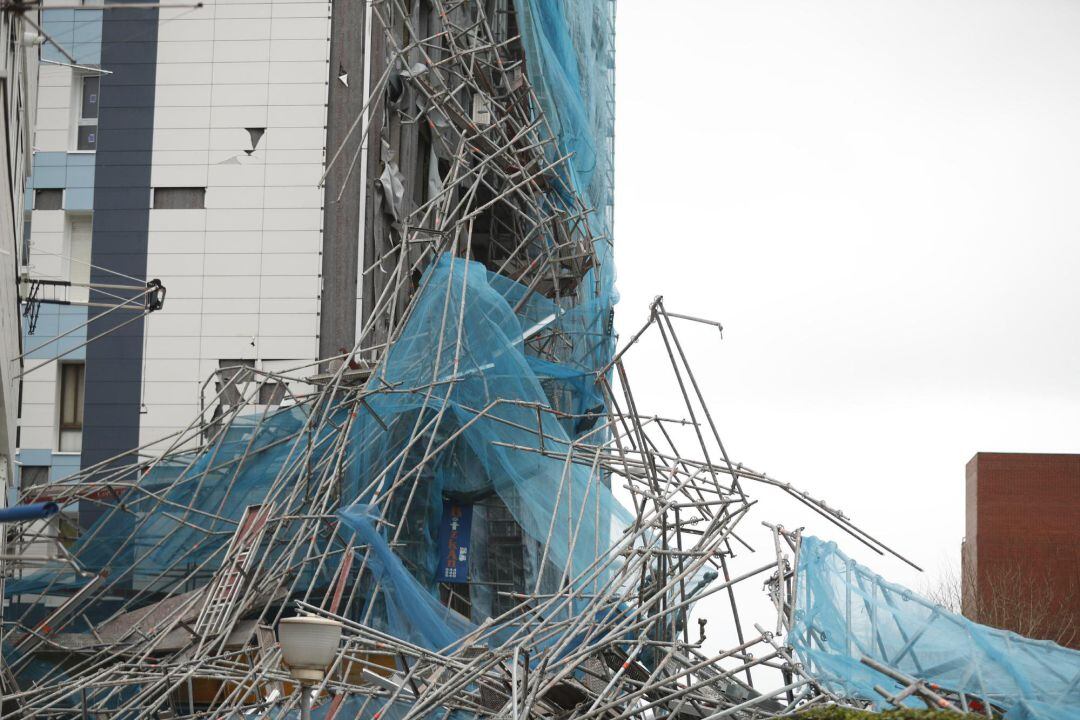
[80, 1, 159, 528]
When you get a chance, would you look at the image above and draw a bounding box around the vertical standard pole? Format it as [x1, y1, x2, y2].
[300, 685, 313, 720]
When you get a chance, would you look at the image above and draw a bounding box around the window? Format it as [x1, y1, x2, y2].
[258, 381, 285, 405]
[76, 75, 99, 151]
[153, 187, 205, 210]
[21, 466, 49, 488]
[34, 189, 62, 210]
[22, 215, 31, 266]
[217, 359, 254, 404]
[68, 218, 92, 303]
[59, 362, 85, 452]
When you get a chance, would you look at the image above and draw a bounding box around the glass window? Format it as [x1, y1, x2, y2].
[22, 215, 31, 265]
[75, 75, 99, 151]
[34, 189, 62, 210]
[21, 466, 49, 488]
[153, 187, 206, 209]
[77, 125, 97, 152]
[59, 362, 85, 452]
[81, 75, 99, 119]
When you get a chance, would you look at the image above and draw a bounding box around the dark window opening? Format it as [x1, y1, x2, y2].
[486, 501, 526, 618]
[21, 466, 49, 488]
[217, 359, 254, 403]
[153, 187, 206, 210]
[22, 215, 31, 265]
[35, 189, 62, 211]
[75, 75, 99, 151]
[439, 584, 472, 617]
[59, 362, 85, 452]
[76, 125, 97, 151]
[81, 75, 100, 119]
[258, 381, 286, 405]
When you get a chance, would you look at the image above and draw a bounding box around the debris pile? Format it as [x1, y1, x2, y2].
[3, 1, 1078, 719]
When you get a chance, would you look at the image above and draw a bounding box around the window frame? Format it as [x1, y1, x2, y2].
[57, 362, 86, 452]
[71, 72, 100, 153]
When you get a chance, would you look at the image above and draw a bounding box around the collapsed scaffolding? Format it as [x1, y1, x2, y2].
[3, 0, 1079, 718]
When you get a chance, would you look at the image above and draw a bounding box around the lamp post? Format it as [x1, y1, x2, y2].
[278, 616, 343, 720]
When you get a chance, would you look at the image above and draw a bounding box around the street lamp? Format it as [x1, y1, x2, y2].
[278, 616, 343, 720]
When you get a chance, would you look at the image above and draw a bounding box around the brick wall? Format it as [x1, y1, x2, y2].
[964, 452, 1080, 648]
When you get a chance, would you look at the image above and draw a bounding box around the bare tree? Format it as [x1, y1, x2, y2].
[924, 558, 1079, 649]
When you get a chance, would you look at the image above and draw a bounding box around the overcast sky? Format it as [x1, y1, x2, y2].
[612, 0, 1080, 634]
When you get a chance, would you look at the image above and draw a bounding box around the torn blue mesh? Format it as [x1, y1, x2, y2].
[6, 407, 333, 598]
[343, 254, 633, 611]
[7, 254, 631, 668]
[510, 0, 617, 396]
[791, 536, 1080, 720]
[339, 504, 475, 651]
[6, 1, 626, 695]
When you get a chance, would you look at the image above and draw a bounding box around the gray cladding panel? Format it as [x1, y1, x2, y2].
[81, 2, 159, 528]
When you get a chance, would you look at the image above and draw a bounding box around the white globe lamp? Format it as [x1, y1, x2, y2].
[278, 616, 343, 720]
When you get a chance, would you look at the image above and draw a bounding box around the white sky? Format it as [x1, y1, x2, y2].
[612, 0, 1080, 649]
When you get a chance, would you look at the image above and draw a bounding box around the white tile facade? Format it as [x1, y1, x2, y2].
[140, 0, 330, 450]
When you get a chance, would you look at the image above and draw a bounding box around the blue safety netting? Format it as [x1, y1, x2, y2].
[5, 407, 331, 600]
[340, 253, 633, 645]
[513, 0, 615, 237]
[7, 253, 632, 661]
[7, 2, 626, 701]
[790, 536, 1080, 719]
[339, 504, 476, 651]
[512, 0, 618, 400]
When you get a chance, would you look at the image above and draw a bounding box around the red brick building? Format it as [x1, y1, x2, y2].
[963, 453, 1080, 649]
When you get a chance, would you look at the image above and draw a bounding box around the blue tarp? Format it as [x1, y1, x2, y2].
[791, 536, 1080, 719]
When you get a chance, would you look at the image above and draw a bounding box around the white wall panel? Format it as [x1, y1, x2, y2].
[269, 17, 329, 40]
[158, 41, 214, 64]
[263, 230, 319, 253]
[263, 186, 321, 209]
[212, 40, 271, 63]
[157, 19, 215, 43]
[267, 105, 325, 127]
[138, 0, 330, 445]
[142, 359, 201, 382]
[261, 209, 321, 232]
[156, 63, 214, 85]
[155, 84, 213, 108]
[267, 83, 326, 107]
[153, 106, 212, 129]
[146, 313, 204, 337]
[151, 164, 210, 187]
[273, 3, 331, 18]
[204, 298, 260, 314]
[210, 84, 270, 107]
[264, 163, 322, 186]
[211, 62, 271, 85]
[153, 128, 213, 152]
[256, 337, 316, 359]
[266, 39, 327, 62]
[34, 130, 68, 153]
[214, 18, 272, 40]
[204, 209, 264, 232]
[201, 314, 260, 337]
[147, 252, 206, 277]
[202, 276, 261, 298]
[205, 186, 266, 209]
[148, 209, 207, 232]
[203, 230, 262, 253]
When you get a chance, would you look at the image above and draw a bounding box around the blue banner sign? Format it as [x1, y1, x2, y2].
[436, 500, 472, 584]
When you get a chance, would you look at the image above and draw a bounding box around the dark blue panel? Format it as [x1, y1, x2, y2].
[81, 0, 158, 530]
[435, 501, 473, 584]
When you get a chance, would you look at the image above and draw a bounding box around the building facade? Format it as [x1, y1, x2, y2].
[17, 0, 333, 505]
[0, 10, 38, 507]
[963, 452, 1080, 648]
